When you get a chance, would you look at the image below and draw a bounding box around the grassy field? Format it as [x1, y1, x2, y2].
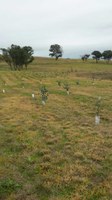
[0, 58, 112, 200]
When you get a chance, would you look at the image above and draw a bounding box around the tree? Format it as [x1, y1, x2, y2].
[49, 44, 63, 60]
[22, 46, 34, 69]
[91, 51, 102, 63]
[0, 54, 3, 62]
[81, 54, 90, 61]
[102, 50, 112, 63]
[0, 48, 13, 69]
[1, 44, 34, 70]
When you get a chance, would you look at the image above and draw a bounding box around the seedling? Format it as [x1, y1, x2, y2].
[95, 96, 101, 125]
[63, 83, 70, 95]
[40, 85, 48, 105]
[32, 93, 35, 99]
[2, 89, 5, 93]
[96, 96, 101, 115]
[92, 78, 95, 85]
[2, 80, 6, 86]
[95, 115, 100, 125]
[76, 80, 80, 85]
[92, 74, 95, 85]
[57, 80, 61, 86]
[22, 83, 25, 88]
[71, 67, 73, 72]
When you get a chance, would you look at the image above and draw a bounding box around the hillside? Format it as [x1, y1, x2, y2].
[0, 58, 112, 200]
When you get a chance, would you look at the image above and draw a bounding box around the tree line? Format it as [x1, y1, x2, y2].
[0, 44, 63, 70]
[82, 50, 112, 63]
[0, 43, 112, 71]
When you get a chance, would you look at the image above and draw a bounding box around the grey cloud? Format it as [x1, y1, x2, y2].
[0, 0, 112, 58]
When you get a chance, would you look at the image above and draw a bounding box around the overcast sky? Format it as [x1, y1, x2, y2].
[0, 0, 112, 58]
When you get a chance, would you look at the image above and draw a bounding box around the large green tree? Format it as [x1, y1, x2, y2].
[0, 48, 12, 69]
[22, 46, 34, 69]
[1, 44, 34, 70]
[49, 44, 63, 60]
[0, 54, 3, 62]
[102, 50, 112, 63]
[91, 51, 102, 63]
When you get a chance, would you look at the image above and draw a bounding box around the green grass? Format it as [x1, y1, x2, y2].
[0, 58, 112, 200]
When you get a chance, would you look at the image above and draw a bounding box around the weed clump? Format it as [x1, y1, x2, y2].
[0, 178, 22, 196]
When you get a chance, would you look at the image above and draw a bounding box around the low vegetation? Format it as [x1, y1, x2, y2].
[0, 57, 112, 200]
[0, 44, 34, 70]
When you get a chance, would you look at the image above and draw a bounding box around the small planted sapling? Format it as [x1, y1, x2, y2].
[71, 67, 73, 72]
[40, 85, 48, 105]
[3, 81, 7, 86]
[32, 93, 35, 99]
[22, 83, 25, 88]
[63, 83, 70, 95]
[91, 73, 95, 85]
[95, 96, 101, 125]
[92, 77, 95, 85]
[21, 78, 25, 88]
[57, 80, 61, 86]
[2, 89, 5, 93]
[76, 80, 80, 85]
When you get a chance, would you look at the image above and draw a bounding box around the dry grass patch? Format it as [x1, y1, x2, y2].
[0, 58, 112, 200]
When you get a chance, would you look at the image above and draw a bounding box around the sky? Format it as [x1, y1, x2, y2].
[0, 0, 112, 58]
